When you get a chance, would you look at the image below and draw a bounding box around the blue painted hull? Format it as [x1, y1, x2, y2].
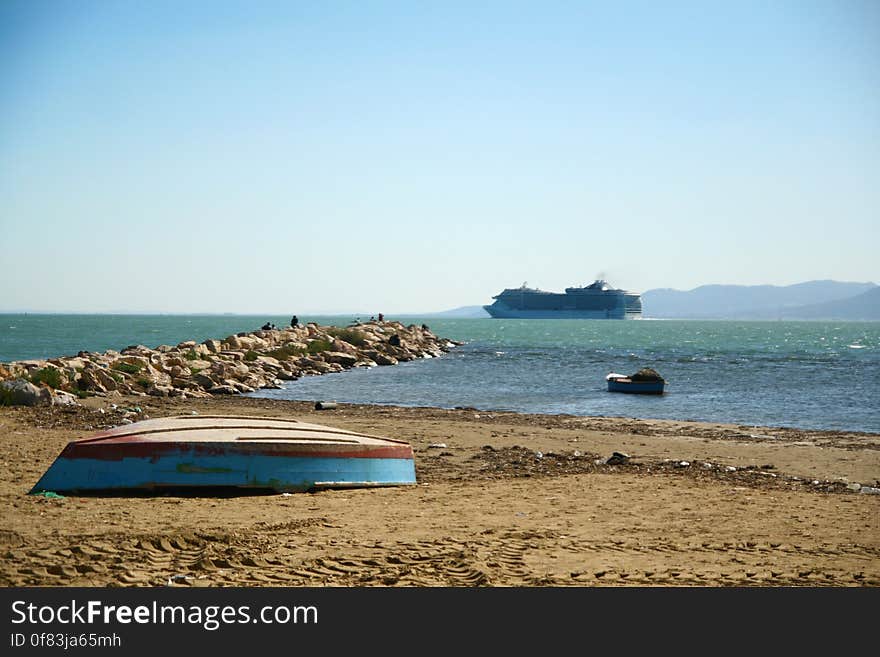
[607, 379, 665, 395]
[29, 415, 419, 495]
[31, 449, 416, 494]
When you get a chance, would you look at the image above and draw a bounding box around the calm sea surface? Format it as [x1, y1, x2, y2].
[2, 314, 878, 433]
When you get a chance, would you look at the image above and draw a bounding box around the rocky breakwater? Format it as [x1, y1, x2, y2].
[0, 321, 460, 406]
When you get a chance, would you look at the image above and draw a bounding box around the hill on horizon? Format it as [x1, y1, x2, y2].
[746, 285, 880, 320]
[642, 280, 877, 319]
[411, 305, 490, 318]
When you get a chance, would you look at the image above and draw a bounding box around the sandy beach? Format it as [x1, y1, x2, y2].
[1, 394, 878, 587]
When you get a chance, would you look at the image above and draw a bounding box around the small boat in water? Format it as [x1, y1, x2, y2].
[30, 415, 417, 495]
[606, 368, 666, 395]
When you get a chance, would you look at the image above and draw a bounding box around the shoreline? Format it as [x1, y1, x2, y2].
[2, 394, 878, 587]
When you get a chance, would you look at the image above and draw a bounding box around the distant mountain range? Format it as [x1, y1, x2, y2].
[642, 280, 878, 320]
[421, 305, 490, 318]
[427, 280, 880, 320]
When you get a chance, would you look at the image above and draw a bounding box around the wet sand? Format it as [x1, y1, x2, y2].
[1, 395, 878, 587]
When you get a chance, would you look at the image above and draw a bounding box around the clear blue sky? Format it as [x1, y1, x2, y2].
[1, 0, 877, 313]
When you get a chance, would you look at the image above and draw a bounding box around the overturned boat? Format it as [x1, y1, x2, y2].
[606, 368, 666, 395]
[30, 415, 417, 495]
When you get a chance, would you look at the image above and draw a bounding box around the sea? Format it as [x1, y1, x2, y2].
[1, 314, 878, 434]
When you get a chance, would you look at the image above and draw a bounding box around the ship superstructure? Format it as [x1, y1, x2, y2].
[483, 280, 642, 319]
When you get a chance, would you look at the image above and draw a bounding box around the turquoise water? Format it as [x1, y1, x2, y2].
[2, 315, 878, 433]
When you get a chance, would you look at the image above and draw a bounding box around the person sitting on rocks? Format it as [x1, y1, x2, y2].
[378, 313, 384, 322]
[290, 315, 299, 328]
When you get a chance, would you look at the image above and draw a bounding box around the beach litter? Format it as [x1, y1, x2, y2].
[34, 491, 65, 499]
[605, 452, 630, 465]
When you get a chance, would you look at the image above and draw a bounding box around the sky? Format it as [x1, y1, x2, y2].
[1, 1, 878, 314]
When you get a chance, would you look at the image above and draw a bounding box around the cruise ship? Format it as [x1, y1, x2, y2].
[483, 280, 642, 319]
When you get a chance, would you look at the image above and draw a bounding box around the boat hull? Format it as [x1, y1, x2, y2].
[30, 415, 417, 495]
[31, 450, 416, 494]
[606, 379, 665, 395]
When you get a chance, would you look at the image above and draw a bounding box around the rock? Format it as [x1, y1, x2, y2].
[79, 367, 112, 393]
[184, 389, 213, 399]
[147, 385, 174, 397]
[191, 372, 218, 389]
[306, 360, 333, 374]
[203, 339, 222, 353]
[0, 379, 52, 406]
[50, 390, 79, 406]
[235, 335, 267, 351]
[255, 356, 282, 369]
[605, 452, 630, 465]
[367, 351, 398, 366]
[330, 339, 358, 355]
[859, 486, 880, 495]
[208, 384, 239, 395]
[323, 351, 358, 367]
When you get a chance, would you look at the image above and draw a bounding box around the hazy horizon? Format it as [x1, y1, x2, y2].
[2, 1, 877, 314]
[1, 277, 876, 316]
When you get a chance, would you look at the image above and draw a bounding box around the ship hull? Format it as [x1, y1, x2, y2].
[483, 305, 637, 319]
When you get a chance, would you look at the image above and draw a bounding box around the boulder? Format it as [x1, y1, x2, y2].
[50, 389, 79, 406]
[255, 356, 282, 370]
[192, 372, 219, 390]
[208, 384, 239, 395]
[323, 351, 358, 367]
[367, 350, 398, 366]
[203, 339, 222, 354]
[0, 379, 52, 406]
[330, 339, 358, 355]
[222, 335, 242, 350]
